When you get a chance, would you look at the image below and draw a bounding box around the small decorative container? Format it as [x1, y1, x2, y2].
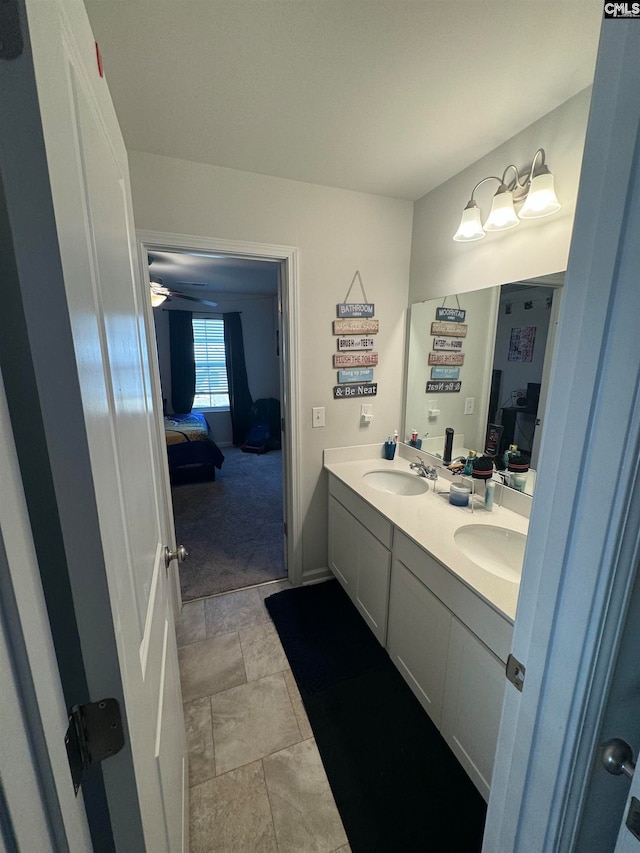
[449, 482, 471, 507]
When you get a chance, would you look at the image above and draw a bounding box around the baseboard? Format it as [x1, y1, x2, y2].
[303, 566, 333, 586]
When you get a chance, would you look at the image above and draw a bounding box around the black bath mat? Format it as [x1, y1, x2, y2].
[265, 580, 486, 853]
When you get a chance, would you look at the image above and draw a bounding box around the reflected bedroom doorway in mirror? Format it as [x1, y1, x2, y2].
[148, 247, 289, 603]
[490, 272, 564, 473]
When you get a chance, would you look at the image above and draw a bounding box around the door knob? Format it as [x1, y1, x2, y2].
[164, 545, 188, 568]
[601, 738, 636, 779]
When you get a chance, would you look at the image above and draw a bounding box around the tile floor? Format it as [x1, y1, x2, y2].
[177, 580, 351, 853]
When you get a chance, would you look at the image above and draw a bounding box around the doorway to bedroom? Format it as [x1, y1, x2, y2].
[147, 245, 289, 601]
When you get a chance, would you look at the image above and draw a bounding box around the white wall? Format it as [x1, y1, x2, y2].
[130, 152, 413, 577]
[153, 295, 280, 446]
[409, 88, 592, 304]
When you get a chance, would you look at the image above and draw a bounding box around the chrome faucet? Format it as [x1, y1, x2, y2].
[410, 457, 439, 485]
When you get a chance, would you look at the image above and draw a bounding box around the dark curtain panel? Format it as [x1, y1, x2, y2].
[169, 310, 195, 414]
[224, 312, 253, 445]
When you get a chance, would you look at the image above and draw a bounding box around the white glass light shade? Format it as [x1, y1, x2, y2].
[483, 190, 519, 232]
[150, 290, 167, 307]
[518, 171, 561, 219]
[453, 202, 485, 242]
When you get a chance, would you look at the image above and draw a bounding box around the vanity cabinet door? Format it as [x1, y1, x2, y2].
[441, 617, 505, 802]
[328, 495, 357, 591]
[328, 495, 391, 645]
[387, 559, 452, 729]
[354, 523, 391, 645]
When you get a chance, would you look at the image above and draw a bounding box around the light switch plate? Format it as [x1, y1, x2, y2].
[464, 397, 475, 415]
[312, 407, 325, 428]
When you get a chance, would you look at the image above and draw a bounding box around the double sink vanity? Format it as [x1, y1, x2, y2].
[325, 442, 530, 801]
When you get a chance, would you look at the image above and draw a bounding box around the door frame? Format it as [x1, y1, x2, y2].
[136, 230, 302, 589]
[484, 21, 640, 851]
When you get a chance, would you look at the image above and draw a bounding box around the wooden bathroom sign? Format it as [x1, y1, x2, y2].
[436, 306, 466, 323]
[337, 303, 375, 318]
[428, 352, 464, 366]
[432, 336, 463, 351]
[426, 380, 462, 393]
[430, 321, 467, 337]
[431, 366, 460, 380]
[334, 383, 378, 399]
[333, 318, 379, 335]
[337, 335, 375, 351]
[338, 368, 374, 383]
[334, 352, 378, 368]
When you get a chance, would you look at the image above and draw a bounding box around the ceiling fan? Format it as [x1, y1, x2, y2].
[149, 279, 218, 309]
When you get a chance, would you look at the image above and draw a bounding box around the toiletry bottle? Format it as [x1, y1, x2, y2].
[410, 429, 418, 448]
[503, 444, 518, 470]
[463, 449, 476, 476]
[443, 427, 454, 465]
[384, 436, 396, 460]
[393, 430, 398, 444]
[485, 479, 495, 512]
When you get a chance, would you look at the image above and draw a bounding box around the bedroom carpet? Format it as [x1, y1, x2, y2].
[171, 446, 285, 600]
[265, 580, 487, 853]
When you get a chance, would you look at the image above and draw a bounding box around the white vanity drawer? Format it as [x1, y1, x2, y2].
[328, 474, 393, 549]
[394, 530, 513, 664]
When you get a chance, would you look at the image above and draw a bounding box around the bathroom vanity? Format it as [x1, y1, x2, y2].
[325, 445, 529, 801]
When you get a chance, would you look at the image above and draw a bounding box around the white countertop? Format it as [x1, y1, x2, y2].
[324, 452, 528, 623]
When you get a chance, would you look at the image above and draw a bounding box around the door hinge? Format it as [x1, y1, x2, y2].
[283, 521, 288, 537]
[506, 653, 526, 692]
[65, 698, 125, 795]
[281, 417, 285, 433]
[0, 0, 23, 60]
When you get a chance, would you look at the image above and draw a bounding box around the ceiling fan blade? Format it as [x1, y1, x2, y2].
[170, 291, 218, 308]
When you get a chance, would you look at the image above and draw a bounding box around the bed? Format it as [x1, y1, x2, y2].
[163, 412, 225, 477]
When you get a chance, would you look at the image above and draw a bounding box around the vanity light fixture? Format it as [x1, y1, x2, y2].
[453, 148, 561, 242]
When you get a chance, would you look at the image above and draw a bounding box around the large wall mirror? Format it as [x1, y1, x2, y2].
[404, 272, 564, 495]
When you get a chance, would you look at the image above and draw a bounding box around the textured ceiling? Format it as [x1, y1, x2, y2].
[84, 1, 602, 201]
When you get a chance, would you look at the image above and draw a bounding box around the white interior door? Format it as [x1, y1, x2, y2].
[0, 0, 186, 849]
[0, 366, 93, 852]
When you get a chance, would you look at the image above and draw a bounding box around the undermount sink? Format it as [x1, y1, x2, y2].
[362, 470, 429, 496]
[454, 524, 527, 582]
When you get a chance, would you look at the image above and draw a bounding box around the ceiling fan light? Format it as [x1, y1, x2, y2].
[483, 188, 519, 232]
[150, 290, 167, 307]
[519, 171, 561, 219]
[453, 200, 485, 242]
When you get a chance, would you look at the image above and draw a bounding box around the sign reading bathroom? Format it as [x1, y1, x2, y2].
[430, 321, 468, 337]
[432, 336, 464, 352]
[338, 368, 374, 383]
[333, 318, 379, 335]
[337, 335, 375, 351]
[337, 303, 375, 318]
[436, 307, 466, 323]
[428, 352, 464, 366]
[426, 380, 462, 393]
[431, 366, 460, 380]
[333, 383, 378, 399]
[333, 352, 378, 368]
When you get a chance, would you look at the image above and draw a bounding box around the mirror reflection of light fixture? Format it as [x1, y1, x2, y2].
[453, 149, 561, 242]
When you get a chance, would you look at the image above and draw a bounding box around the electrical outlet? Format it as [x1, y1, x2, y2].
[312, 407, 325, 428]
[360, 403, 374, 424]
[464, 397, 475, 415]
